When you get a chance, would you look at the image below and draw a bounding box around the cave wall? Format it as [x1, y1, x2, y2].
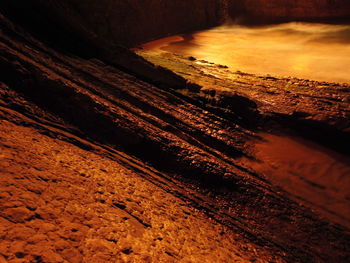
[66, 0, 225, 46]
[1, 0, 224, 48]
[228, 0, 350, 23]
[2, 0, 349, 51]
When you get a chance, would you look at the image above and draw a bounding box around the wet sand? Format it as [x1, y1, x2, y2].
[140, 22, 350, 84]
[240, 134, 350, 228]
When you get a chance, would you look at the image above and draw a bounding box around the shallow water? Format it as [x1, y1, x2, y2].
[141, 22, 350, 83]
[240, 133, 350, 228]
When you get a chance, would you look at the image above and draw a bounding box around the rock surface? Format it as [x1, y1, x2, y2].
[229, 0, 350, 22]
[138, 50, 350, 149]
[1, 115, 281, 263]
[1, 0, 224, 47]
[137, 41, 350, 230]
[1, 2, 350, 263]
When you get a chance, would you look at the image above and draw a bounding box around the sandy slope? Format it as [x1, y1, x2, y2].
[0, 108, 282, 263]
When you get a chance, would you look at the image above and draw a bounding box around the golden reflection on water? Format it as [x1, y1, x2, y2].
[141, 22, 350, 83]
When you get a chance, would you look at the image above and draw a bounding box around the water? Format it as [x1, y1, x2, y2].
[141, 22, 350, 83]
[240, 133, 350, 228]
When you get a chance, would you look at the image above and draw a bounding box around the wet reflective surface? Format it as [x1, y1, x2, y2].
[141, 22, 350, 83]
[240, 133, 350, 228]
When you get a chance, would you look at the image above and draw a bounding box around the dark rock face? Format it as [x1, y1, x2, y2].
[0, 0, 220, 96]
[229, 0, 350, 23]
[66, 0, 224, 46]
[1, 0, 224, 48]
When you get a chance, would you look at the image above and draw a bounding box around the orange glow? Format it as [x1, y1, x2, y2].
[240, 133, 350, 228]
[141, 22, 350, 83]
